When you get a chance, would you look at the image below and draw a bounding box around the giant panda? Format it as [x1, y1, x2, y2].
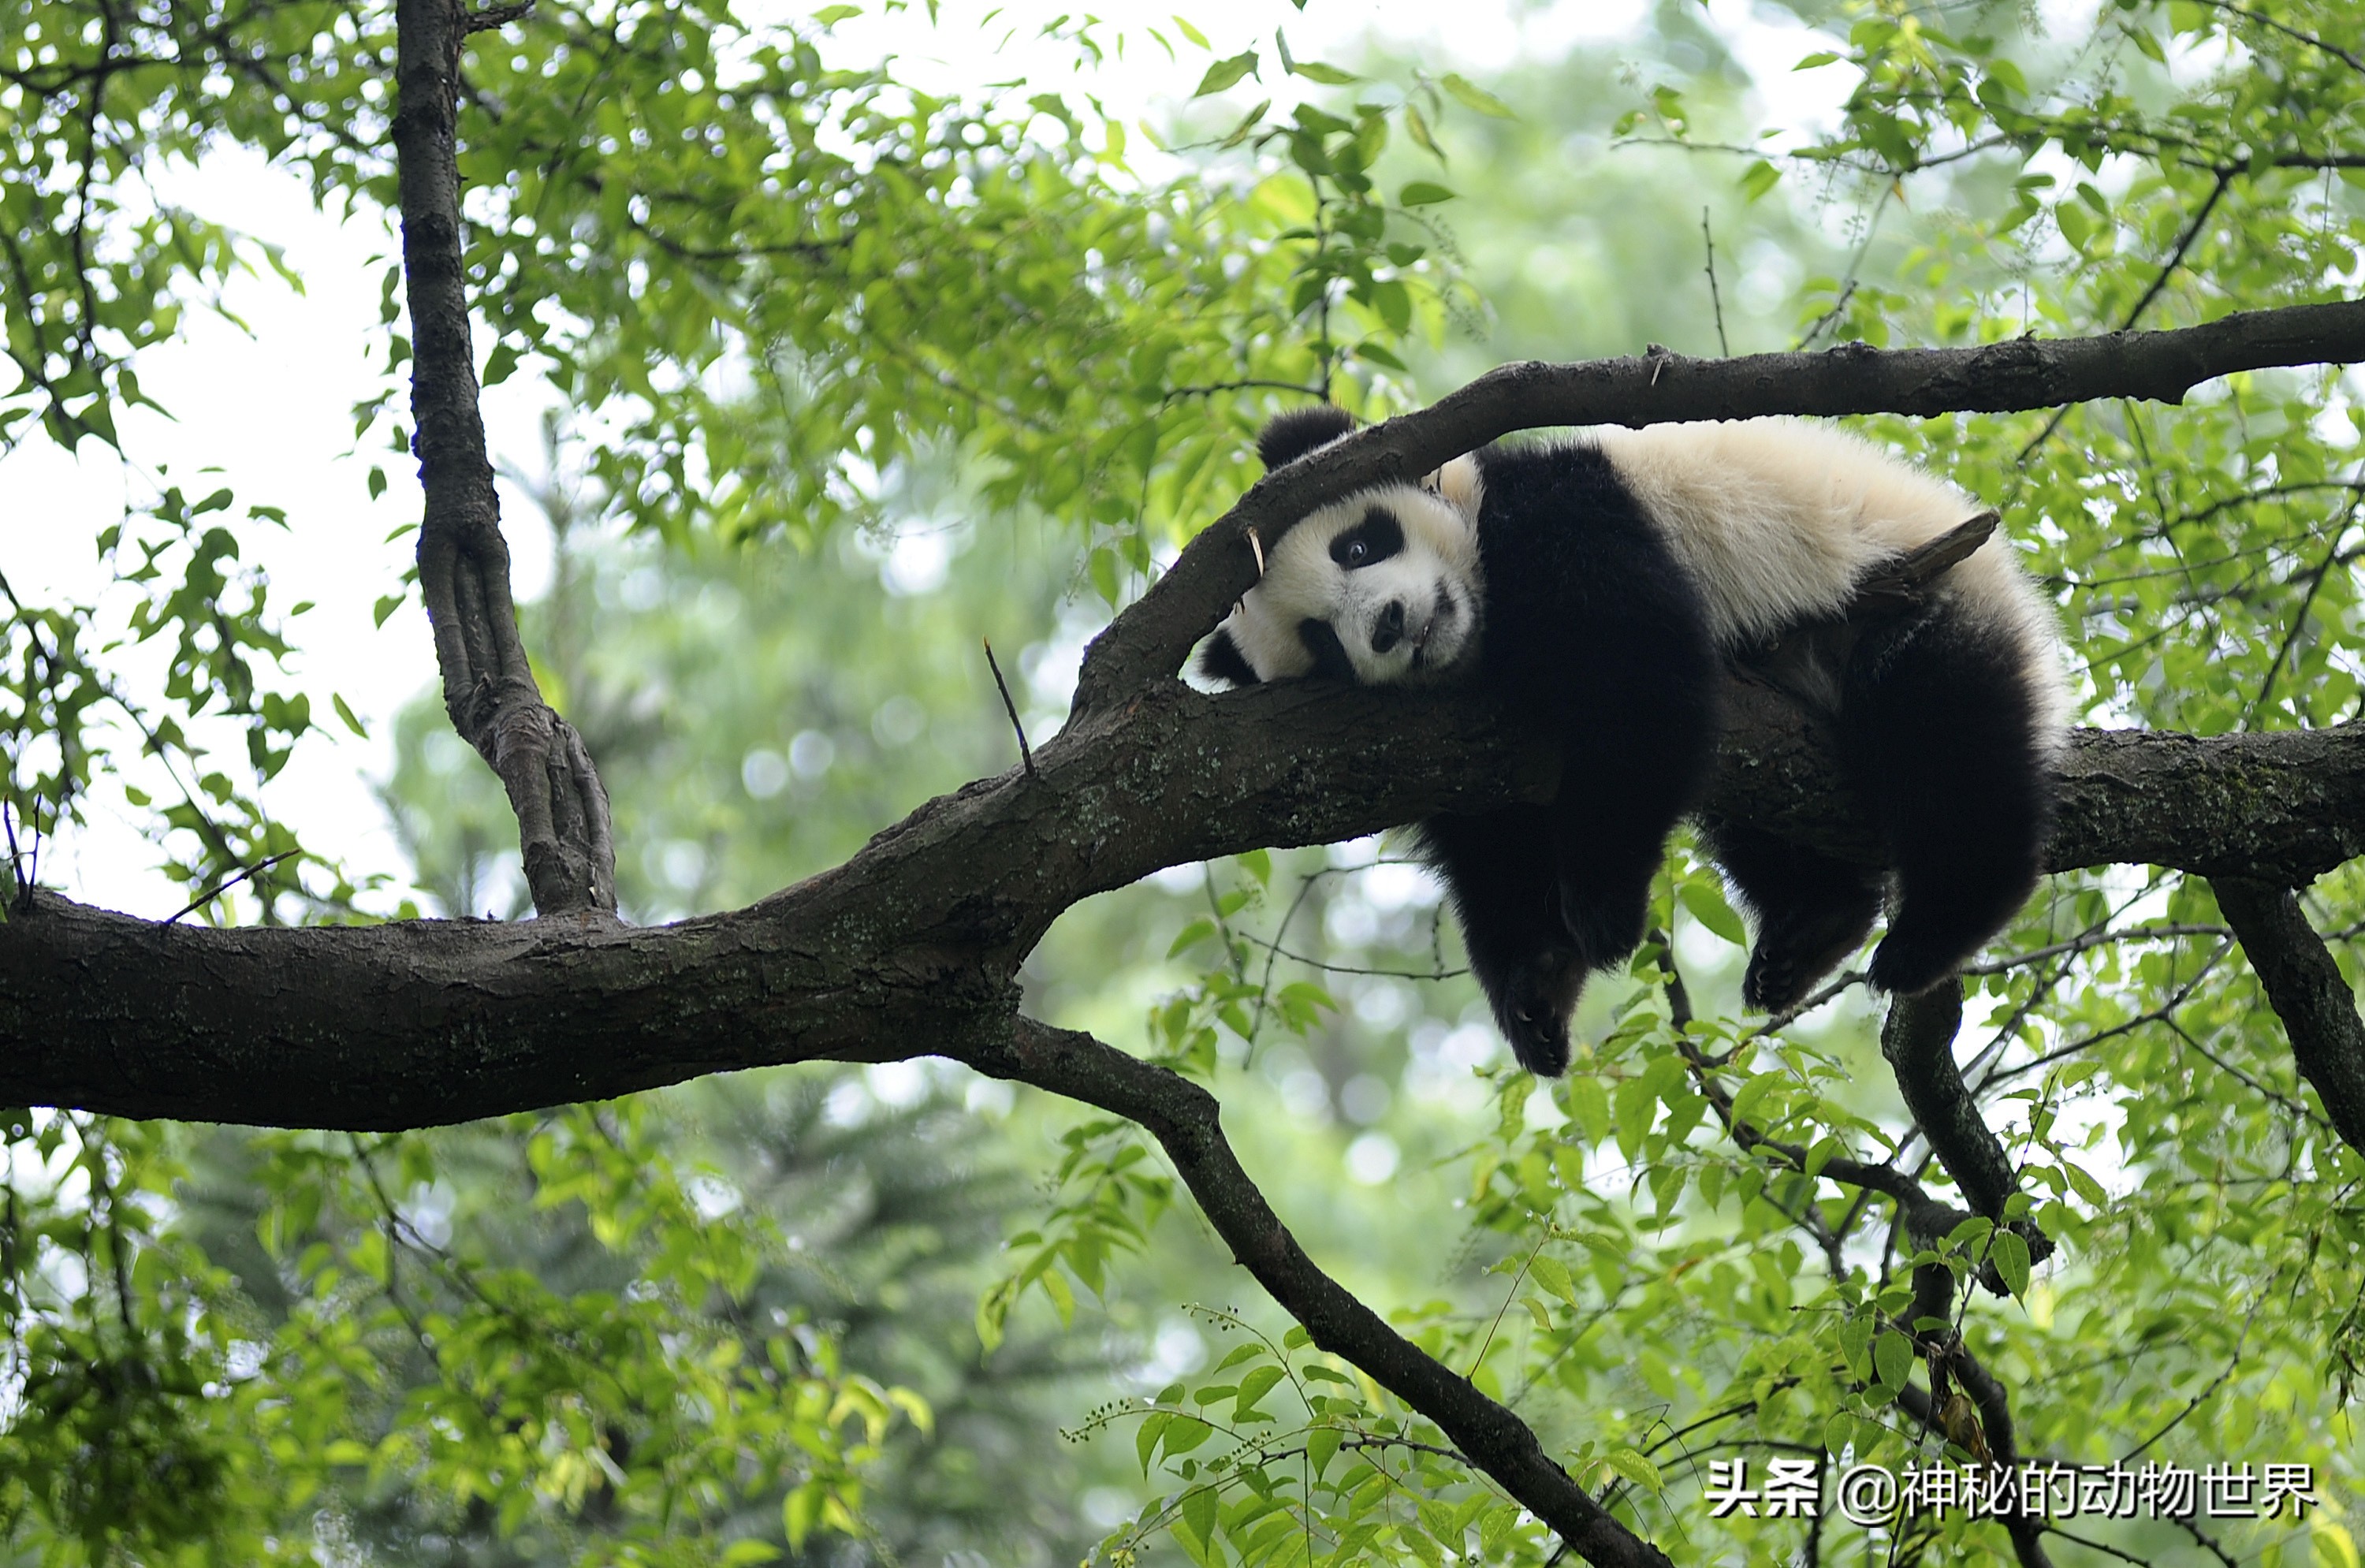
[1197, 405, 2067, 1076]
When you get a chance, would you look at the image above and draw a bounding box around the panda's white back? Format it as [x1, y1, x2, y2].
[1596, 419, 1968, 637]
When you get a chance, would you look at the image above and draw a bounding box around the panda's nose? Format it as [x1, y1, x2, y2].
[1371, 600, 1407, 654]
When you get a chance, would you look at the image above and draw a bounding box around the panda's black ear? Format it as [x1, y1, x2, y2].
[1257, 406, 1357, 471]
[1197, 628, 1261, 689]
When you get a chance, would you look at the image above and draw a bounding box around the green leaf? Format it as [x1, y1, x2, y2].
[1601, 1446, 1662, 1492]
[1179, 1483, 1220, 1548]
[784, 1481, 824, 1549]
[1164, 1415, 1214, 1455]
[1872, 1328, 1914, 1390]
[1193, 50, 1258, 98]
[1528, 1253, 1577, 1304]
[1233, 1364, 1286, 1421]
[2055, 199, 2096, 252]
[331, 693, 369, 739]
[1678, 880, 1745, 944]
[1614, 1075, 1656, 1157]
[1566, 1075, 1611, 1146]
[1404, 102, 1444, 162]
[1990, 1227, 2032, 1298]
[1840, 1314, 1875, 1381]
[2061, 1160, 2109, 1207]
[1398, 181, 1456, 207]
[1138, 1410, 1171, 1473]
[1307, 1423, 1343, 1479]
[1439, 72, 1515, 118]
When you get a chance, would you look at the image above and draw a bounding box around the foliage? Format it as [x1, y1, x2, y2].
[10, 0, 2365, 1565]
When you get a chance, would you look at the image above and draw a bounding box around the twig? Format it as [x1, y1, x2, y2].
[165, 851, 299, 925]
[1468, 1228, 1551, 1377]
[2118, 169, 2233, 335]
[981, 637, 1037, 779]
[2018, 169, 2234, 463]
[2186, 0, 2365, 76]
[1, 796, 36, 915]
[1700, 207, 1729, 358]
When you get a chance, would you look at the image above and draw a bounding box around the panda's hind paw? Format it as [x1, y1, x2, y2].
[1865, 934, 1961, 1000]
[1741, 952, 1811, 1016]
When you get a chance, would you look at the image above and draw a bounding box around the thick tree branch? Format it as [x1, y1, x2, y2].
[395, 0, 613, 916]
[10, 686, 2365, 1126]
[1075, 298, 2365, 710]
[970, 1018, 1674, 1568]
[1715, 681, 2365, 882]
[2210, 878, 2365, 1154]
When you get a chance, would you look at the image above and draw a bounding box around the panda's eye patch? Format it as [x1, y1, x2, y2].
[1330, 507, 1405, 570]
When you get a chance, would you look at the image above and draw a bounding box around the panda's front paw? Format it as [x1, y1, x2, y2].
[1494, 952, 1581, 1076]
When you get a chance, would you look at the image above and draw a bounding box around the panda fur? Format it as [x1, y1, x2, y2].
[1198, 405, 2066, 1076]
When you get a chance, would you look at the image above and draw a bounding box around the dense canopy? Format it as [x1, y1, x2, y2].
[6, 2, 2365, 1565]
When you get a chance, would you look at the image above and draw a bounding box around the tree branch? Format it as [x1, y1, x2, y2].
[972, 1018, 1674, 1568]
[1074, 298, 2365, 710]
[9, 681, 2365, 1125]
[1879, 984, 2017, 1223]
[394, 0, 613, 917]
[2209, 878, 2365, 1154]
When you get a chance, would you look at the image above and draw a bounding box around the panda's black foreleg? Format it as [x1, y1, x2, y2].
[1842, 602, 2054, 997]
[1701, 821, 1883, 1014]
[1540, 661, 1723, 963]
[1544, 773, 1689, 974]
[1414, 808, 1586, 1077]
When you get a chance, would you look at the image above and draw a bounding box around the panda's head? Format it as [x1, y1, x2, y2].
[1197, 407, 1484, 690]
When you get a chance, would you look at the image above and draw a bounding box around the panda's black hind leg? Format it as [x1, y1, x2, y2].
[1842, 599, 2054, 997]
[1416, 808, 1585, 1075]
[1702, 821, 1883, 1014]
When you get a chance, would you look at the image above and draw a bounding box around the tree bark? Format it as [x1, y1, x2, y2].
[396, 0, 613, 916]
[10, 691, 2365, 1128]
[2211, 877, 2365, 1153]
